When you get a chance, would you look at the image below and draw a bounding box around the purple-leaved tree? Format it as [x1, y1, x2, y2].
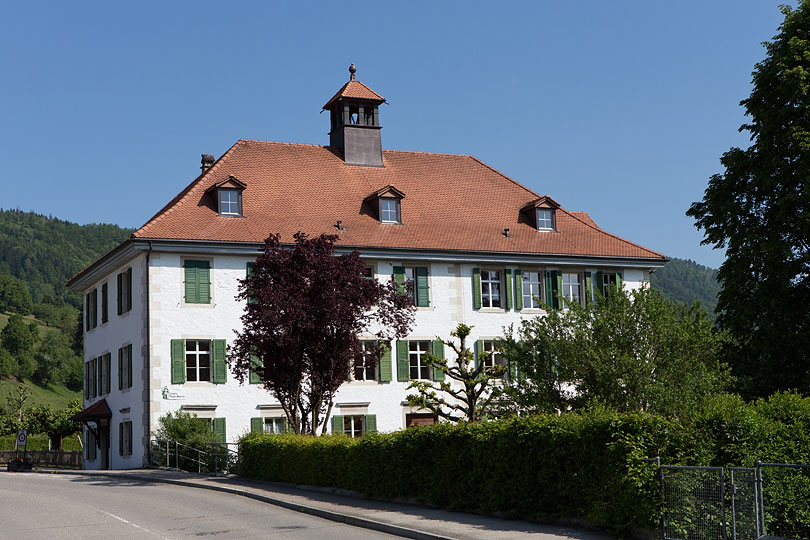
[228, 233, 414, 435]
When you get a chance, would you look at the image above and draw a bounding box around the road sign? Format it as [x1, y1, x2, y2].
[16, 430, 27, 450]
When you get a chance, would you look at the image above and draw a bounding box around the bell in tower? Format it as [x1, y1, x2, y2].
[323, 64, 385, 167]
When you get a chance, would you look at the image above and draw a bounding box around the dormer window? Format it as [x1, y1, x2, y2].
[219, 189, 241, 216]
[522, 196, 560, 232]
[206, 175, 247, 217]
[380, 197, 401, 224]
[365, 185, 405, 225]
[536, 208, 555, 230]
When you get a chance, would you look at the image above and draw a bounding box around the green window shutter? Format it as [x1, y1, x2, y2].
[212, 339, 227, 384]
[85, 294, 90, 330]
[89, 360, 95, 398]
[472, 267, 482, 309]
[393, 266, 406, 295]
[555, 271, 563, 310]
[431, 339, 445, 381]
[117, 273, 123, 315]
[595, 271, 604, 298]
[118, 348, 123, 391]
[365, 414, 377, 434]
[105, 353, 111, 394]
[119, 423, 124, 456]
[475, 339, 484, 369]
[127, 345, 133, 388]
[250, 417, 263, 433]
[84, 362, 90, 399]
[396, 340, 409, 382]
[584, 272, 593, 305]
[171, 339, 185, 384]
[212, 417, 226, 443]
[504, 269, 513, 310]
[514, 269, 523, 310]
[544, 271, 554, 309]
[615, 272, 623, 292]
[246, 262, 256, 304]
[127, 422, 132, 455]
[378, 342, 392, 382]
[126, 268, 132, 311]
[331, 415, 344, 434]
[184, 261, 198, 303]
[249, 354, 262, 384]
[101, 283, 108, 324]
[198, 263, 210, 304]
[92, 289, 98, 328]
[415, 267, 430, 307]
[97, 357, 103, 396]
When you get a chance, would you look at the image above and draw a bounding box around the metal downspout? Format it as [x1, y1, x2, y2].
[145, 241, 152, 466]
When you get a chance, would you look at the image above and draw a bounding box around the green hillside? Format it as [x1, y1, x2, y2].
[0, 378, 80, 410]
[651, 257, 721, 315]
[0, 209, 133, 309]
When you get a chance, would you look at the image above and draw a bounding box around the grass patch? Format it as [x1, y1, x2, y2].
[0, 311, 53, 338]
[0, 378, 80, 409]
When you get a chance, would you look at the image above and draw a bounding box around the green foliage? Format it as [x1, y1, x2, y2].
[155, 410, 221, 450]
[0, 209, 132, 309]
[406, 324, 506, 422]
[28, 399, 82, 450]
[650, 257, 720, 316]
[497, 287, 730, 418]
[0, 433, 82, 451]
[0, 273, 33, 315]
[33, 329, 81, 387]
[687, 2, 810, 398]
[239, 394, 810, 536]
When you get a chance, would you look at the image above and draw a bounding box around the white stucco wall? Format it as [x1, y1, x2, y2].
[81, 252, 147, 470]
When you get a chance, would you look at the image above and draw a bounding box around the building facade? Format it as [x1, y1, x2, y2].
[68, 67, 667, 469]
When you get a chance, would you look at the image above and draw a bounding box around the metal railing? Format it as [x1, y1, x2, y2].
[150, 438, 238, 475]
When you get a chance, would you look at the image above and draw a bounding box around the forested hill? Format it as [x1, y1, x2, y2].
[651, 257, 721, 315]
[0, 209, 133, 308]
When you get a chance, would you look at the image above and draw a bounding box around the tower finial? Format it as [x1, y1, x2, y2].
[349, 63, 356, 81]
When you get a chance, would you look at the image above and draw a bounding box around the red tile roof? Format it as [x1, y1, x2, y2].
[133, 140, 664, 260]
[323, 80, 385, 109]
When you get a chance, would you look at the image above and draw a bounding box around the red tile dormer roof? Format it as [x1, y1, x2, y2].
[132, 140, 665, 261]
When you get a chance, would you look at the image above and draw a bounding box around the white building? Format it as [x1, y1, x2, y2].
[68, 66, 666, 469]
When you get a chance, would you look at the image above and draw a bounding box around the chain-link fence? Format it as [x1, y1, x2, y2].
[758, 462, 810, 539]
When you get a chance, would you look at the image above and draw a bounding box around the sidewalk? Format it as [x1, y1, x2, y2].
[35, 468, 614, 540]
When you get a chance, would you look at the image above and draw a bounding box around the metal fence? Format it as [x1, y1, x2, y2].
[150, 438, 237, 475]
[657, 460, 810, 540]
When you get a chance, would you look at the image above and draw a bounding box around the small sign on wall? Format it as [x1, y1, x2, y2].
[162, 386, 186, 400]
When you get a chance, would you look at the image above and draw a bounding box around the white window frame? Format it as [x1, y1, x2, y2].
[522, 270, 543, 309]
[536, 208, 555, 231]
[409, 340, 432, 381]
[561, 272, 582, 309]
[343, 415, 366, 438]
[379, 197, 401, 224]
[601, 272, 618, 296]
[185, 339, 212, 382]
[219, 188, 241, 216]
[264, 417, 287, 434]
[353, 341, 378, 381]
[480, 340, 507, 371]
[480, 270, 502, 308]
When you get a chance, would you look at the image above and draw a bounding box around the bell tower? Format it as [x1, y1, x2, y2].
[323, 64, 385, 167]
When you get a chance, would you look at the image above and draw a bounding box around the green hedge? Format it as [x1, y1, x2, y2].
[0, 434, 83, 451]
[237, 393, 810, 535]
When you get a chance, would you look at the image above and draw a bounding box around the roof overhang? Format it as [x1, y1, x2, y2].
[70, 399, 112, 423]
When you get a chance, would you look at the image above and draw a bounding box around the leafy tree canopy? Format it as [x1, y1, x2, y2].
[0, 274, 33, 315]
[229, 233, 414, 435]
[687, 2, 810, 397]
[497, 287, 731, 419]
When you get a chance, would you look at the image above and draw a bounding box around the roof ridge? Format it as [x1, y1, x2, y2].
[466, 155, 541, 199]
[135, 139, 245, 236]
[559, 207, 666, 259]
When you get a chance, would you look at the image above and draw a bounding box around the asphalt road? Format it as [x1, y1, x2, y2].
[0, 473, 401, 540]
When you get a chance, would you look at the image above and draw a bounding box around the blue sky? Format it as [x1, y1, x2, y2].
[0, 2, 792, 269]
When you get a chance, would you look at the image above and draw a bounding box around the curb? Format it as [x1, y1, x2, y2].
[33, 470, 455, 540]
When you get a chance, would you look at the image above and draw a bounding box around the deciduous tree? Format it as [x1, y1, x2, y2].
[228, 233, 414, 435]
[497, 288, 730, 418]
[688, 2, 810, 397]
[406, 324, 506, 422]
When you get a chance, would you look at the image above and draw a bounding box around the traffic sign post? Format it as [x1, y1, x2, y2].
[8, 430, 29, 472]
[15, 430, 27, 450]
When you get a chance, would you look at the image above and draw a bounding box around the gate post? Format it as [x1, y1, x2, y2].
[755, 461, 765, 536]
